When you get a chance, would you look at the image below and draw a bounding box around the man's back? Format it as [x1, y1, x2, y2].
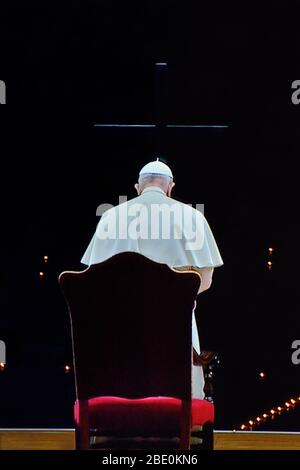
[81, 186, 223, 270]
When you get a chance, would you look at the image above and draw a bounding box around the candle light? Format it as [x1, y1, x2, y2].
[268, 261, 272, 270]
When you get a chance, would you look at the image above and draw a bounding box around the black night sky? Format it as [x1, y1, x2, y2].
[0, 1, 299, 431]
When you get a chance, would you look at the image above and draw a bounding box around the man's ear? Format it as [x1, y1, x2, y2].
[167, 181, 175, 197]
[134, 183, 140, 195]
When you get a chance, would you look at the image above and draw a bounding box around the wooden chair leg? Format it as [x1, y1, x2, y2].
[179, 399, 191, 450]
[78, 399, 90, 450]
[75, 425, 81, 450]
[202, 422, 214, 450]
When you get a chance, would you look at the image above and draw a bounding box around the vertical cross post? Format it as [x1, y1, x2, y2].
[154, 62, 168, 158]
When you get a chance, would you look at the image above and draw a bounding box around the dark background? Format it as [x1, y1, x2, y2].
[0, 1, 299, 431]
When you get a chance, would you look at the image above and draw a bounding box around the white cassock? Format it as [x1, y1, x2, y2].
[81, 186, 223, 399]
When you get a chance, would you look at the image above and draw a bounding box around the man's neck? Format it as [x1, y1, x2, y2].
[141, 186, 166, 195]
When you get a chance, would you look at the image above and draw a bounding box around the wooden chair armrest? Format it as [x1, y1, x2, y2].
[193, 349, 220, 402]
[193, 349, 219, 367]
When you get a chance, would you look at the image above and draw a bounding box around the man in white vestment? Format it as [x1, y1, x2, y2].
[81, 160, 223, 398]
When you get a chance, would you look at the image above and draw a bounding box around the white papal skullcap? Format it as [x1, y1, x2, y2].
[139, 158, 173, 178]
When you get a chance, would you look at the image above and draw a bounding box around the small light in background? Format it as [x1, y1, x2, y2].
[267, 261, 273, 270]
[249, 420, 254, 426]
[43, 255, 49, 263]
[256, 417, 261, 422]
[39, 271, 45, 279]
[270, 409, 275, 415]
[268, 247, 274, 255]
[291, 399, 296, 404]
[277, 406, 282, 412]
[263, 413, 268, 419]
[64, 365, 71, 373]
[241, 424, 246, 430]
[259, 372, 266, 379]
[285, 402, 291, 408]
[0, 362, 5, 371]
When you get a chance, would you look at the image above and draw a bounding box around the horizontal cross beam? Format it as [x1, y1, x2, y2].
[94, 124, 229, 128]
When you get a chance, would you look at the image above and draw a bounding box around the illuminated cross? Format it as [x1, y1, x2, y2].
[94, 62, 228, 156]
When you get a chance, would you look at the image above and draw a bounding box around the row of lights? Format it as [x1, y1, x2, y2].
[248, 248, 275, 428]
[0, 362, 72, 373]
[39, 249, 276, 278]
[239, 396, 300, 431]
[39, 255, 49, 279]
[250, 248, 277, 429]
[268, 247, 274, 270]
[2, 255, 70, 374]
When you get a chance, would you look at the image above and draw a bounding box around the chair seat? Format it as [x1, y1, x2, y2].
[74, 397, 214, 435]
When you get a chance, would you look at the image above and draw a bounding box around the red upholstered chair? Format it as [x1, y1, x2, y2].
[59, 252, 216, 450]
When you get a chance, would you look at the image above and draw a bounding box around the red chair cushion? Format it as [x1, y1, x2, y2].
[74, 397, 214, 434]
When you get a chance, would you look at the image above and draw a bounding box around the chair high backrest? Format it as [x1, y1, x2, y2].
[59, 252, 200, 402]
